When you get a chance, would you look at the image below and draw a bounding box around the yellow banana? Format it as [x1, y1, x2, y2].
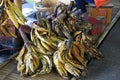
[5, 4, 19, 28]
[64, 63, 81, 78]
[7, 0, 27, 24]
[35, 29, 57, 50]
[43, 55, 52, 73]
[4, 25, 17, 38]
[72, 43, 87, 66]
[17, 63, 25, 72]
[32, 53, 40, 70]
[73, 41, 85, 58]
[39, 57, 48, 74]
[0, 26, 11, 36]
[57, 41, 67, 63]
[53, 53, 69, 79]
[29, 58, 35, 73]
[35, 38, 52, 55]
[40, 41, 54, 52]
[65, 54, 85, 70]
[1, 18, 9, 26]
[30, 28, 35, 42]
[16, 45, 26, 64]
[67, 46, 73, 58]
[34, 27, 49, 33]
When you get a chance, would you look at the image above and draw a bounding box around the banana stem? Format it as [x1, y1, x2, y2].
[18, 26, 31, 52]
[13, 0, 31, 52]
[36, 11, 41, 25]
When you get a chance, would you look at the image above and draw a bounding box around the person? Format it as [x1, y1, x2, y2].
[74, 0, 94, 14]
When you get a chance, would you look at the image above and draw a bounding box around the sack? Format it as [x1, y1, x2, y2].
[94, 0, 109, 7]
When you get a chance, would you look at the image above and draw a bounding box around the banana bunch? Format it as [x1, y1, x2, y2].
[32, 54, 53, 77]
[15, 1, 103, 79]
[53, 40, 88, 79]
[16, 44, 39, 76]
[16, 43, 53, 76]
[74, 32, 103, 60]
[4, 0, 27, 28]
[30, 23, 65, 55]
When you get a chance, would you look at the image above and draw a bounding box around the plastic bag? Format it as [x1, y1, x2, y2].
[94, 0, 109, 7]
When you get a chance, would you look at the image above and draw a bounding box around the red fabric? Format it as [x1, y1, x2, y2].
[83, 16, 103, 35]
[94, 0, 109, 7]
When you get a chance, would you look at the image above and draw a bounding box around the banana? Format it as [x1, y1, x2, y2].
[32, 53, 40, 70]
[64, 63, 81, 78]
[30, 28, 35, 42]
[67, 46, 73, 58]
[17, 62, 25, 72]
[40, 41, 54, 52]
[14, 12, 25, 25]
[7, 0, 27, 24]
[39, 57, 48, 74]
[72, 43, 87, 66]
[57, 41, 67, 63]
[0, 26, 11, 36]
[87, 47, 103, 60]
[35, 38, 52, 55]
[73, 41, 85, 58]
[4, 25, 17, 38]
[35, 29, 57, 50]
[53, 53, 69, 79]
[50, 35, 65, 43]
[1, 18, 9, 26]
[34, 27, 50, 33]
[54, 24, 65, 37]
[5, 3, 19, 28]
[0, 0, 3, 7]
[43, 55, 52, 73]
[28, 57, 35, 73]
[25, 59, 30, 75]
[16, 45, 26, 64]
[16, 46, 27, 75]
[65, 53, 85, 70]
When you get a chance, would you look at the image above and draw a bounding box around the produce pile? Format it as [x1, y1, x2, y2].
[0, 0, 103, 80]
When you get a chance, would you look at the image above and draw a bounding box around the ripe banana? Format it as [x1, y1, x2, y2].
[1, 18, 9, 26]
[5, 4, 19, 28]
[72, 43, 87, 66]
[0, 26, 11, 36]
[7, 0, 27, 24]
[39, 56, 49, 74]
[53, 53, 69, 79]
[65, 53, 85, 70]
[64, 63, 81, 78]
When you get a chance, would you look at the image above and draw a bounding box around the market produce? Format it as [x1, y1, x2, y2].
[0, 23, 17, 37]
[0, 0, 104, 79]
[0, 0, 26, 37]
[4, 0, 27, 28]
[0, 0, 53, 76]
[16, 43, 53, 76]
